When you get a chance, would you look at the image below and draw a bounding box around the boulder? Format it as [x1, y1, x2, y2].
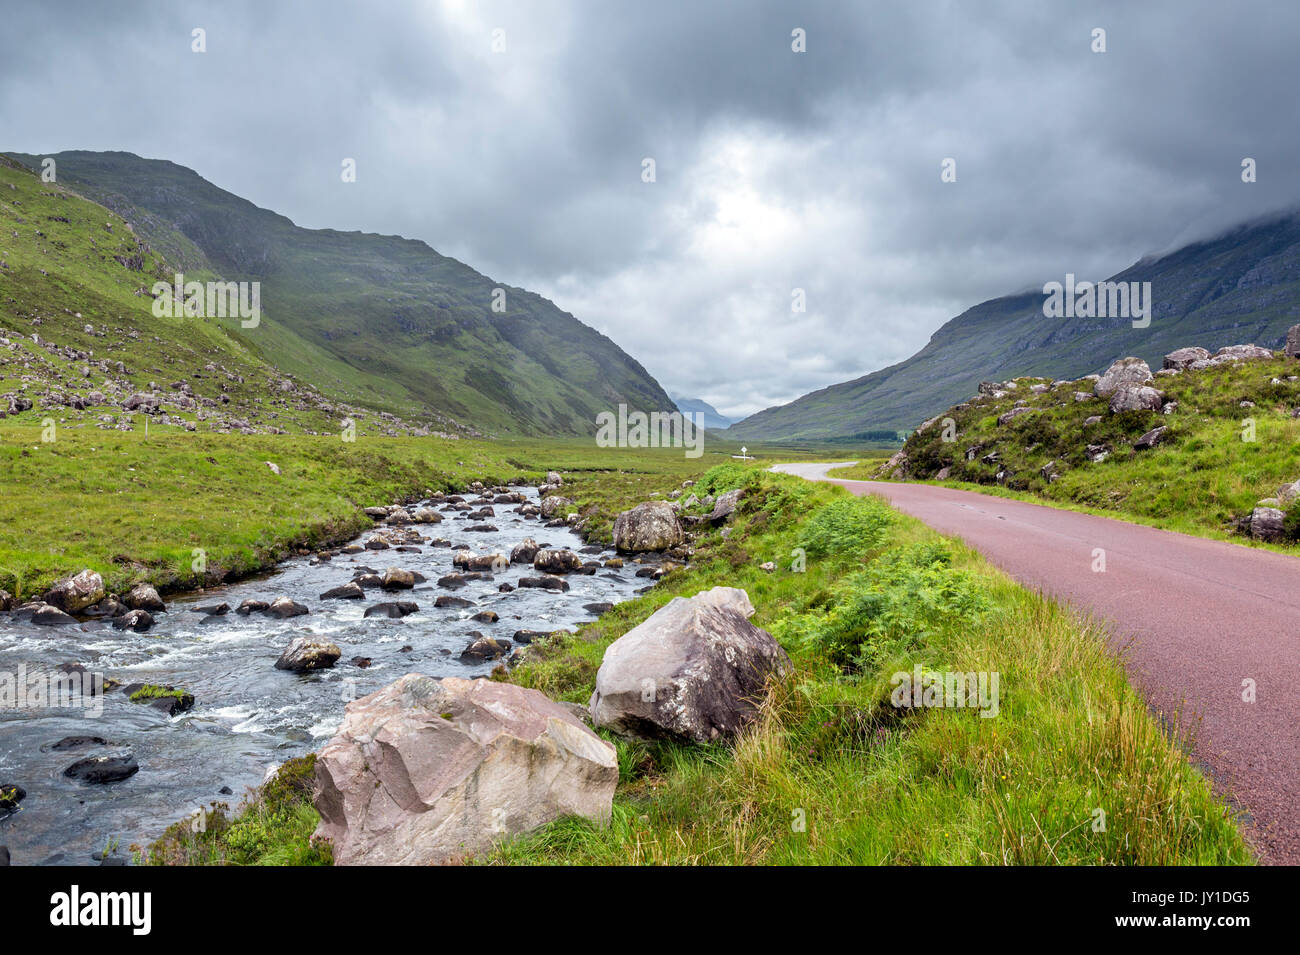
[110, 609, 154, 632]
[1163, 347, 1211, 370]
[363, 601, 419, 618]
[1287, 324, 1300, 359]
[707, 488, 745, 524]
[1134, 425, 1169, 450]
[997, 407, 1034, 426]
[1277, 481, 1300, 507]
[1250, 505, 1285, 542]
[412, 507, 443, 524]
[1212, 344, 1273, 362]
[380, 568, 416, 590]
[533, 548, 582, 574]
[459, 633, 511, 661]
[320, 581, 365, 600]
[266, 597, 309, 619]
[1094, 357, 1152, 397]
[539, 495, 574, 519]
[589, 586, 791, 743]
[123, 583, 165, 612]
[611, 502, 683, 553]
[510, 538, 540, 564]
[274, 636, 341, 671]
[43, 569, 105, 613]
[1108, 384, 1163, 413]
[236, 598, 270, 615]
[30, 603, 77, 626]
[545, 471, 563, 486]
[517, 575, 570, 592]
[435, 595, 474, 609]
[63, 754, 138, 784]
[313, 675, 617, 866]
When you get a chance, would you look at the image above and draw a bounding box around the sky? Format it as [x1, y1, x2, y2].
[4, 0, 1300, 418]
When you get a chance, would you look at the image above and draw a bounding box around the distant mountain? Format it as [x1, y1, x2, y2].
[727, 209, 1300, 441]
[0, 154, 404, 436]
[6, 150, 674, 436]
[672, 396, 738, 430]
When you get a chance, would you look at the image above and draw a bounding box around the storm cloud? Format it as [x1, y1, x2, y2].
[4, 0, 1298, 417]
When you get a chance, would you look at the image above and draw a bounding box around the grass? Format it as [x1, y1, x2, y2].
[830, 357, 1300, 551]
[137, 756, 331, 866]
[488, 467, 1249, 865]
[0, 426, 738, 598]
[148, 455, 1253, 865]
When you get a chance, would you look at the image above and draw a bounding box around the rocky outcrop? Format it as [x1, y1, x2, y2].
[611, 502, 683, 552]
[1134, 425, 1168, 450]
[539, 495, 573, 520]
[1250, 505, 1285, 542]
[1094, 357, 1152, 397]
[313, 675, 617, 865]
[1163, 346, 1211, 370]
[707, 488, 744, 524]
[1108, 384, 1163, 413]
[589, 587, 791, 743]
[1286, 324, 1300, 359]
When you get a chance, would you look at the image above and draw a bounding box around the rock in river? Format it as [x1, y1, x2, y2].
[43, 569, 105, 614]
[275, 636, 341, 672]
[63, 754, 139, 784]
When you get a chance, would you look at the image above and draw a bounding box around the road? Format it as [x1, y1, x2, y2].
[773, 461, 1300, 865]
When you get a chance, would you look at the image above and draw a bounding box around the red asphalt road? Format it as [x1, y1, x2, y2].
[774, 462, 1300, 865]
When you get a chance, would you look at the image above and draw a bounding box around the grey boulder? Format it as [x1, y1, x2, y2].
[313, 674, 617, 865]
[611, 501, 683, 552]
[589, 586, 791, 743]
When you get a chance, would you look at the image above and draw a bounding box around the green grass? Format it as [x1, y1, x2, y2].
[141, 457, 1250, 865]
[0, 424, 746, 598]
[137, 756, 331, 866]
[486, 469, 1250, 865]
[830, 358, 1300, 550]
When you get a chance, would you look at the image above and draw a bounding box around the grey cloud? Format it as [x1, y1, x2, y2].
[4, 0, 1298, 417]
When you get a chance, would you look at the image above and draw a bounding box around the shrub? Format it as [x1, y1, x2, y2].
[695, 462, 757, 496]
[796, 496, 894, 560]
[784, 541, 990, 669]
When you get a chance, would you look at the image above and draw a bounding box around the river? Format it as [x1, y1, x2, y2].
[0, 483, 646, 864]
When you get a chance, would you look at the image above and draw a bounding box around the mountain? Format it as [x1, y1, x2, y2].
[0, 154, 419, 437]
[727, 209, 1300, 441]
[671, 396, 738, 430]
[5, 150, 674, 436]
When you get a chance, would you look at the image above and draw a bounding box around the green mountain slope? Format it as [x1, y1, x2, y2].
[0, 155, 422, 437]
[728, 209, 1300, 440]
[7, 150, 674, 436]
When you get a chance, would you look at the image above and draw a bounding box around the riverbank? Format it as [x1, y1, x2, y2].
[143, 460, 1253, 865]
[0, 428, 723, 600]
